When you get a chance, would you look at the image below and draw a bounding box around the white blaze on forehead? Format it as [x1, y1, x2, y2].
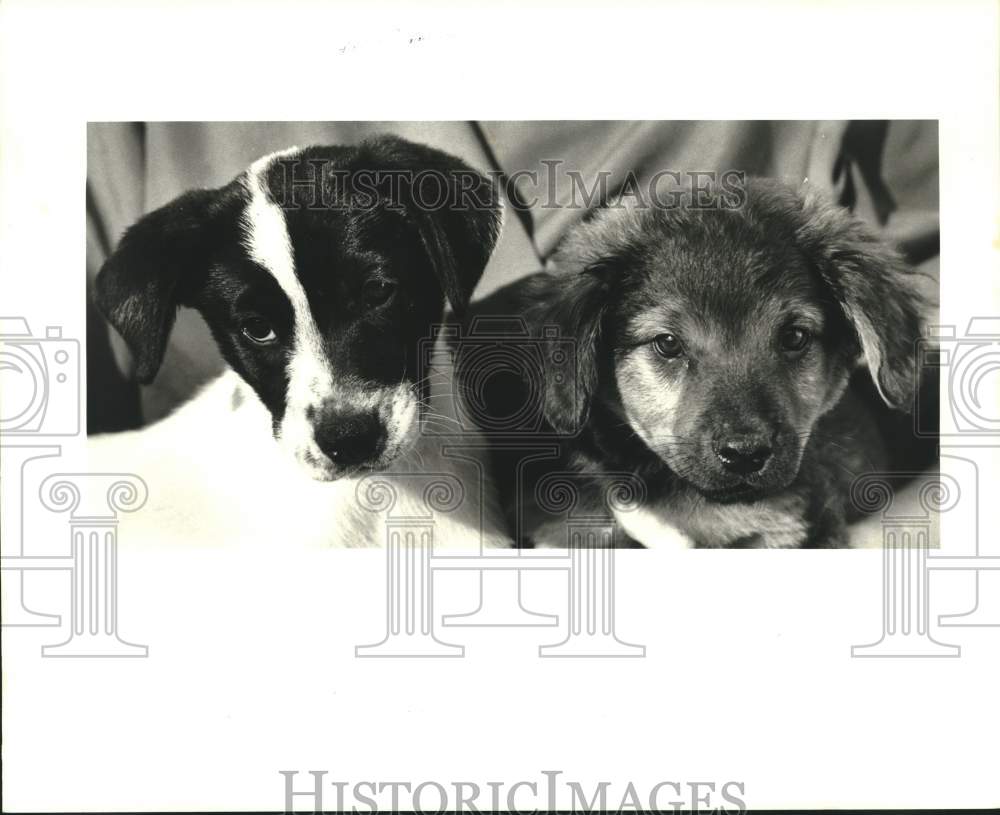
[241, 149, 335, 473]
[243, 149, 302, 303]
[238, 149, 422, 480]
[242, 147, 418, 479]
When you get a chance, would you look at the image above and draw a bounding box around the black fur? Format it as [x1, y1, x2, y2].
[94, 186, 244, 383]
[95, 136, 502, 479]
[463, 178, 931, 548]
[95, 135, 502, 421]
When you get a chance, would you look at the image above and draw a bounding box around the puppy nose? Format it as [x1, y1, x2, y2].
[314, 410, 384, 468]
[714, 434, 773, 475]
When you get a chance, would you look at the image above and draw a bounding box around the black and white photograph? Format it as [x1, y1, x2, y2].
[85, 119, 941, 550]
[2, 2, 998, 813]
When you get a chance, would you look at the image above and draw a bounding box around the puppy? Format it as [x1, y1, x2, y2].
[463, 178, 929, 548]
[92, 135, 509, 549]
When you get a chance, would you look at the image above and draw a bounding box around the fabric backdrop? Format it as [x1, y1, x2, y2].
[86, 120, 939, 433]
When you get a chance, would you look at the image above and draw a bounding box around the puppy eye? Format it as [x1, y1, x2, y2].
[363, 279, 397, 308]
[779, 326, 812, 353]
[241, 318, 277, 345]
[653, 333, 684, 358]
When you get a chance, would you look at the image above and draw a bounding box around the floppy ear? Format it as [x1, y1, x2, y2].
[94, 188, 227, 384]
[789, 187, 925, 410]
[363, 136, 503, 317]
[539, 202, 650, 434]
[537, 266, 614, 435]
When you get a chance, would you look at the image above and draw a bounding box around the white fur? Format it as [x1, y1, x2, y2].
[85, 370, 510, 550]
[84, 150, 507, 549]
[612, 504, 693, 549]
[242, 151, 337, 477]
[240, 150, 420, 479]
[611, 488, 809, 549]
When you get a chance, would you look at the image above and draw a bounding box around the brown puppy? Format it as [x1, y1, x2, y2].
[462, 178, 929, 548]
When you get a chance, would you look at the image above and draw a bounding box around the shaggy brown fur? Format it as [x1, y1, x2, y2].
[460, 178, 932, 548]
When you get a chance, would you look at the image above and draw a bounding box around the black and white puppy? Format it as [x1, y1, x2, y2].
[93, 136, 508, 548]
[98, 135, 500, 480]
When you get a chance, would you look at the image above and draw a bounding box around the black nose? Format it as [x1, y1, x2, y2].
[314, 410, 384, 468]
[713, 434, 773, 475]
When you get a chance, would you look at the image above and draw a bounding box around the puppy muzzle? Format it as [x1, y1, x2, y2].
[682, 422, 802, 502]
